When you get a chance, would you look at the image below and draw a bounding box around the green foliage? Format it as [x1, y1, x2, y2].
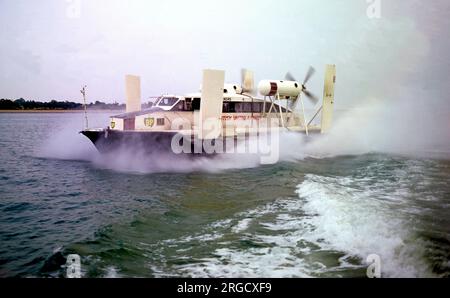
[0, 98, 125, 110]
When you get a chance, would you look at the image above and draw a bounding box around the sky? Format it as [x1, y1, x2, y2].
[0, 0, 449, 110]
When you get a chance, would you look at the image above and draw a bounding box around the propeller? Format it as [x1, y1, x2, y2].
[303, 89, 319, 104]
[285, 72, 296, 82]
[303, 66, 315, 85]
[284, 66, 319, 105]
[241, 68, 254, 94]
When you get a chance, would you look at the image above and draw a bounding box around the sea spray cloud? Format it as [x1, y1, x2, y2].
[303, 96, 450, 159]
[36, 104, 449, 176]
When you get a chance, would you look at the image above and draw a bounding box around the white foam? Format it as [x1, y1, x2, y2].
[163, 168, 436, 278]
[176, 247, 312, 278]
[231, 218, 252, 234]
[103, 266, 120, 278]
[92, 149, 262, 174]
[168, 198, 329, 277]
[296, 174, 434, 277]
[302, 98, 450, 159]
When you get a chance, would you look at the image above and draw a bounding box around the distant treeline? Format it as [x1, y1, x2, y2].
[0, 98, 126, 110]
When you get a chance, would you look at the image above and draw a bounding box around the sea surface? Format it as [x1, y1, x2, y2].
[0, 112, 449, 278]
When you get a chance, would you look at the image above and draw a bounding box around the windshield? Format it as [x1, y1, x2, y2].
[157, 97, 178, 107]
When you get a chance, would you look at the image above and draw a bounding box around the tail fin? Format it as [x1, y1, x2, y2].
[320, 64, 336, 133]
[199, 69, 225, 139]
[125, 74, 141, 113]
[241, 68, 254, 93]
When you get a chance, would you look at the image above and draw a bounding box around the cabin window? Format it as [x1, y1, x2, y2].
[222, 102, 236, 113]
[235, 102, 253, 113]
[252, 102, 263, 113]
[184, 98, 192, 111]
[234, 103, 243, 113]
[192, 98, 201, 110]
[165, 97, 201, 112]
[157, 118, 165, 126]
[172, 101, 185, 111]
[169, 100, 196, 112]
[157, 97, 178, 107]
[222, 102, 265, 113]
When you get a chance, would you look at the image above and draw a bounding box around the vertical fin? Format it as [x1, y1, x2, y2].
[125, 75, 141, 113]
[241, 69, 254, 93]
[320, 65, 336, 133]
[199, 69, 225, 139]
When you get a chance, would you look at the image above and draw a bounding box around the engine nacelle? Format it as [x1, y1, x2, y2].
[258, 80, 301, 98]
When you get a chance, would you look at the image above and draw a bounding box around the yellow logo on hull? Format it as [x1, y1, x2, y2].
[144, 117, 155, 127]
[110, 121, 115, 129]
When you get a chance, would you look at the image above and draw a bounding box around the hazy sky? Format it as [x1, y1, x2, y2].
[1, 0, 449, 108]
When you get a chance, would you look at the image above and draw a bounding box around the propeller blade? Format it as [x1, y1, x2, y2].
[303, 89, 319, 105]
[241, 68, 254, 93]
[303, 66, 315, 85]
[285, 72, 296, 82]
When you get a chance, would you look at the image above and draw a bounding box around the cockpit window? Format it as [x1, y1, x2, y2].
[157, 97, 178, 106]
[171, 101, 186, 111]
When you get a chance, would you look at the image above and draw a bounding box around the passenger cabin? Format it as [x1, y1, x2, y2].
[109, 93, 294, 133]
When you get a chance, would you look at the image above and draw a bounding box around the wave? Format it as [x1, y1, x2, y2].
[296, 173, 433, 278]
[148, 169, 435, 277]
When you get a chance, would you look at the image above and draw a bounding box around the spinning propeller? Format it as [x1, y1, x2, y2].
[285, 66, 319, 105]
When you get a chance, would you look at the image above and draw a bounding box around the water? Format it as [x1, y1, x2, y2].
[0, 112, 449, 278]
